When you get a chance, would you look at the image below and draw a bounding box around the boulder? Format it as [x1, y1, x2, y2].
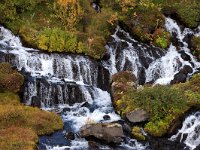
[65, 132, 75, 140]
[179, 51, 191, 61]
[126, 109, 149, 123]
[180, 65, 193, 74]
[80, 123, 125, 144]
[103, 115, 111, 121]
[170, 72, 187, 84]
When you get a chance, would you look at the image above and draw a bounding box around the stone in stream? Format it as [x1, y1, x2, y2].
[103, 114, 111, 121]
[65, 132, 75, 140]
[125, 109, 149, 123]
[170, 72, 187, 84]
[80, 123, 125, 144]
[179, 51, 191, 61]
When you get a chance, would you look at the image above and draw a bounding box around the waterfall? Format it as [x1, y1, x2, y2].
[0, 16, 200, 149]
[0, 26, 147, 150]
[103, 18, 200, 85]
[170, 112, 200, 150]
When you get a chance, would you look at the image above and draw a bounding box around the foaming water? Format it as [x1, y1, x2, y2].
[0, 26, 147, 150]
[103, 18, 200, 85]
[170, 112, 200, 150]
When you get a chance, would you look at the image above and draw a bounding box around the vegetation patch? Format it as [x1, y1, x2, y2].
[161, 0, 200, 28]
[0, 127, 38, 150]
[113, 71, 200, 137]
[0, 62, 64, 150]
[191, 36, 200, 60]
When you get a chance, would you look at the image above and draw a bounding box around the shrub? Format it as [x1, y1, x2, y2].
[0, 63, 24, 93]
[0, 127, 38, 150]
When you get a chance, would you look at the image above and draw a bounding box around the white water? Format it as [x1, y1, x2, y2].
[0, 17, 200, 150]
[170, 112, 200, 150]
[0, 26, 147, 149]
[103, 18, 200, 85]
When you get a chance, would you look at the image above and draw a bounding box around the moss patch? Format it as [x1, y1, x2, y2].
[113, 71, 200, 137]
[162, 0, 200, 28]
[0, 0, 118, 59]
[0, 62, 24, 93]
[0, 127, 38, 150]
[0, 62, 64, 149]
[191, 36, 200, 60]
[131, 126, 146, 141]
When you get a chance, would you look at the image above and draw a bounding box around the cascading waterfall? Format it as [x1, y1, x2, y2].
[103, 18, 200, 85]
[0, 16, 200, 150]
[0, 26, 146, 150]
[170, 112, 200, 150]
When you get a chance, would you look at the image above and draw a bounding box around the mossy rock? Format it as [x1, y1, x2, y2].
[131, 126, 146, 141]
[0, 63, 24, 93]
[120, 3, 170, 48]
[191, 36, 200, 60]
[113, 73, 200, 137]
[162, 1, 200, 28]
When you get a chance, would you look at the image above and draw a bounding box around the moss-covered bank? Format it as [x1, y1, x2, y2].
[112, 71, 200, 137]
[0, 63, 63, 150]
[0, 0, 199, 58]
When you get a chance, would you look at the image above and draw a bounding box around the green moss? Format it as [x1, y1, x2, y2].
[131, 126, 146, 141]
[191, 36, 200, 60]
[113, 73, 200, 137]
[162, 1, 200, 28]
[0, 92, 20, 105]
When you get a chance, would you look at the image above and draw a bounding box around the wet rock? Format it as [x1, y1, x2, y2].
[80, 123, 125, 144]
[149, 138, 187, 150]
[102, 52, 110, 60]
[65, 132, 75, 140]
[31, 96, 41, 108]
[170, 72, 187, 84]
[103, 115, 111, 121]
[180, 65, 193, 74]
[88, 141, 99, 150]
[125, 109, 149, 123]
[179, 51, 191, 61]
[63, 107, 70, 112]
[168, 118, 182, 135]
[81, 102, 90, 108]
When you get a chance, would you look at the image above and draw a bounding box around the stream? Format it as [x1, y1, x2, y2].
[0, 17, 200, 150]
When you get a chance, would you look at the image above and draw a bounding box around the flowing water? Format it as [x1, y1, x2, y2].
[0, 17, 199, 150]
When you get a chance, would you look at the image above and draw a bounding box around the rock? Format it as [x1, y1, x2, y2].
[125, 109, 149, 123]
[65, 132, 75, 140]
[168, 118, 182, 135]
[80, 123, 125, 144]
[88, 141, 99, 150]
[63, 107, 70, 112]
[102, 52, 110, 60]
[179, 51, 191, 61]
[31, 96, 41, 108]
[180, 65, 193, 74]
[149, 137, 187, 150]
[103, 115, 111, 121]
[170, 72, 187, 84]
[81, 102, 90, 108]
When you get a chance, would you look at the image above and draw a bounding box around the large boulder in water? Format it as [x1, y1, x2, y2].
[80, 123, 125, 144]
[125, 109, 149, 123]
